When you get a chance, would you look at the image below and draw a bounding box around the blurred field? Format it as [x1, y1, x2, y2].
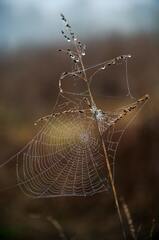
[0, 34, 159, 239]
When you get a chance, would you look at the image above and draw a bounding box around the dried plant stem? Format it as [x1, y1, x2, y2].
[89, 83, 126, 240]
[77, 51, 127, 240]
[47, 216, 67, 240]
[100, 137, 127, 240]
[149, 218, 156, 239]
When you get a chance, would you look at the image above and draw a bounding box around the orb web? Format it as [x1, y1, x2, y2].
[16, 93, 110, 198]
[13, 90, 148, 198]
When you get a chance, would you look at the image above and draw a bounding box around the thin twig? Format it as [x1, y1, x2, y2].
[121, 197, 136, 240]
[149, 218, 156, 239]
[47, 216, 68, 240]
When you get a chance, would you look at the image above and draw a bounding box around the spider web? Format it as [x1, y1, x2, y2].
[0, 82, 148, 198]
[10, 90, 146, 198]
[16, 92, 109, 198]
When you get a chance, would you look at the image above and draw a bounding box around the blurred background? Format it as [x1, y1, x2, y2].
[0, 0, 159, 239]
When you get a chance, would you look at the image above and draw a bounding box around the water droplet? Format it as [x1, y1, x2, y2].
[71, 55, 75, 59]
[66, 24, 71, 28]
[101, 66, 106, 70]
